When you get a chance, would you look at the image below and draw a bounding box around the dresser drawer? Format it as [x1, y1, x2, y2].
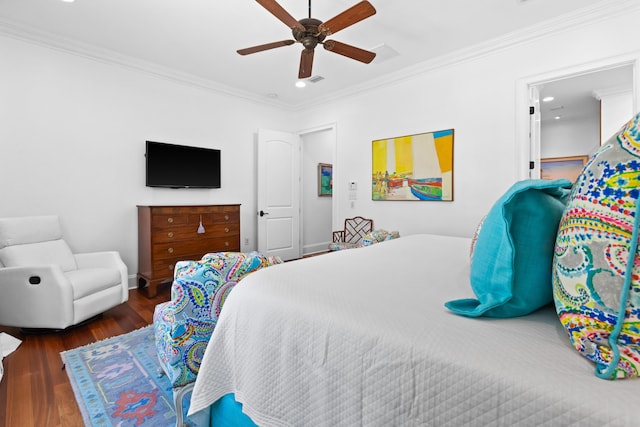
[151, 244, 241, 276]
[152, 223, 240, 243]
[152, 258, 180, 277]
[149, 205, 237, 214]
[151, 214, 190, 227]
[151, 211, 240, 229]
[151, 236, 240, 260]
[200, 211, 240, 224]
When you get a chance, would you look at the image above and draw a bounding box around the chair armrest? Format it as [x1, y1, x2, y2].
[0, 265, 74, 328]
[333, 230, 345, 242]
[74, 251, 125, 269]
[154, 258, 236, 387]
[74, 251, 129, 302]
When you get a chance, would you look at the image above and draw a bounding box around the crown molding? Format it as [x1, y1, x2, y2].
[592, 85, 634, 100]
[1, 0, 638, 111]
[0, 18, 291, 110]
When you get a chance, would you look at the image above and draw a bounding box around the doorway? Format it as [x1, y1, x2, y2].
[518, 57, 639, 180]
[541, 66, 633, 153]
[300, 125, 336, 256]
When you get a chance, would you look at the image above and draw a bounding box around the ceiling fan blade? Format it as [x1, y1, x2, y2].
[323, 40, 376, 63]
[298, 48, 314, 79]
[237, 40, 296, 55]
[256, 0, 305, 31]
[318, 1, 376, 36]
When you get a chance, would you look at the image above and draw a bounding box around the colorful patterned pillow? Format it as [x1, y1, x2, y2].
[445, 179, 572, 318]
[360, 229, 400, 247]
[553, 112, 640, 379]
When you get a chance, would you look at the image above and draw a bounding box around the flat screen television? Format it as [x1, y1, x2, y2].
[145, 141, 221, 188]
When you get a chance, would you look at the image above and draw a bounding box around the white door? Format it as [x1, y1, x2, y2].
[257, 129, 301, 260]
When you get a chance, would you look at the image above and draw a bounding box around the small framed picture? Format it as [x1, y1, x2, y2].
[318, 163, 332, 196]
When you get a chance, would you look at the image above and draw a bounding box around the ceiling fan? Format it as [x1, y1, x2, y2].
[237, 0, 377, 79]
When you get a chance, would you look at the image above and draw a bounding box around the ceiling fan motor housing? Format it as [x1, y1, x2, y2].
[293, 18, 325, 49]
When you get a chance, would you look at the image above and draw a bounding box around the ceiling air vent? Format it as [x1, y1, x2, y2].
[308, 76, 325, 84]
[371, 44, 399, 63]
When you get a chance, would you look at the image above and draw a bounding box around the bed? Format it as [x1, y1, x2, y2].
[186, 113, 640, 426]
[187, 233, 637, 426]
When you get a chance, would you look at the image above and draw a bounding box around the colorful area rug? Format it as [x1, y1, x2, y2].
[61, 325, 192, 426]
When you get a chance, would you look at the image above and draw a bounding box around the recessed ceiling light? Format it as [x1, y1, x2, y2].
[61, 0, 75, 3]
[295, 81, 306, 88]
[542, 96, 555, 102]
[554, 116, 561, 120]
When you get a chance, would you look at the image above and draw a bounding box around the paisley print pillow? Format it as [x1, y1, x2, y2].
[553, 112, 640, 379]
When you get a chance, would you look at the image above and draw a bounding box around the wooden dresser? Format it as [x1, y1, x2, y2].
[137, 204, 240, 297]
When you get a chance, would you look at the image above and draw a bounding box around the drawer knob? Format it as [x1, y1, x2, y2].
[224, 227, 230, 233]
[168, 264, 174, 270]
[167, 217, 174, 223]
[225, 241, 229, 247]
[167, 232, 174, 238]
[224, 215, 229, 220]
[168, 247, 174, 254]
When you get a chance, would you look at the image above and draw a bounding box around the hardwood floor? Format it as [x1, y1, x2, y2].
[0, 286, 172, 427]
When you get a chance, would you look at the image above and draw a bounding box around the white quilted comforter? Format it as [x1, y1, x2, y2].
[189, 234, 637, 426]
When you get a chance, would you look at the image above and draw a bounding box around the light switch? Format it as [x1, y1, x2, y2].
[348, 181, 358, 200]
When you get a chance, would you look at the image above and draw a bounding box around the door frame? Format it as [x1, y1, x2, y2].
[297, 122, 338, 239]
[515, 54, 640, 180]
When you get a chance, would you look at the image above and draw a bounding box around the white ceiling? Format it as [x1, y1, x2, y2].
[0, 0, 624, 109]
[538, 65, 634, 123]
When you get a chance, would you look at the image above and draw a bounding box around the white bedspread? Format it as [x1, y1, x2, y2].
[189, 234, 637, 426]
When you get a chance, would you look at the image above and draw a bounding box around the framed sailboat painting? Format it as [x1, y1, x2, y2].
[372, 129, 454, 201]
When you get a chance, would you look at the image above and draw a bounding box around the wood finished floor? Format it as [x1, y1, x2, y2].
[0, 285, 172, 427]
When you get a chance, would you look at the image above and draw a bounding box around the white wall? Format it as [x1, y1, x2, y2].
[2, 7, 640, 283]
[0, 35, 291, 283]
[301, 129, 333, 255]
[294, 9, 640, 239]
[600, 91, 634, 143]
[541, 115, 601, 158]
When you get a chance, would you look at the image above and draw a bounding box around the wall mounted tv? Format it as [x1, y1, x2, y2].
[145, 141, 221, 189]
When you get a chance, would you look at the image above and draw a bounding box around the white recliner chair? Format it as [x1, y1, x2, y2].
[0, 215, 128, 329]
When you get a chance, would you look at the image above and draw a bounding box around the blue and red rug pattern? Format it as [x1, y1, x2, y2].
[61, 325, 191, 426]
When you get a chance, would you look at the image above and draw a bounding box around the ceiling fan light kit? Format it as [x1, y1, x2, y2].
[238, 0, 377, 79]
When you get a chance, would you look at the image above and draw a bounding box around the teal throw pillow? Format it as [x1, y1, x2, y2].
[446, 179, 572, 318]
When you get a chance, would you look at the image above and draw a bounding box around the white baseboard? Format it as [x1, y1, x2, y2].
[303, 242, 331, 256]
